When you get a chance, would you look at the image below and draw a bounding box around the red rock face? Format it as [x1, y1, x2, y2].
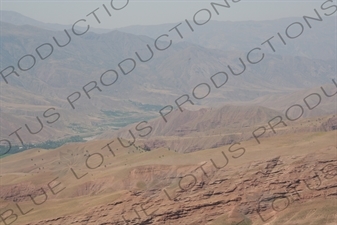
[8, 147, 335, 225]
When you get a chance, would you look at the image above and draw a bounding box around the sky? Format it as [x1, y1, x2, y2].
[0, 0, 334, 29]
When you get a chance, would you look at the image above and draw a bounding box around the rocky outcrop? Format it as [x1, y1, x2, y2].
[20, 149, 336, 225]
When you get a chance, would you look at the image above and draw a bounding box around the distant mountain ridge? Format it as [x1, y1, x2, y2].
[0, 15, 335, 145]
[118, 17, 336, 60]
[0, 10, 112, 33]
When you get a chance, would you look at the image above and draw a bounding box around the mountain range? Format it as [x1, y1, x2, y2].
[0, 10, 336, 225]
[0, 10, 335, 145]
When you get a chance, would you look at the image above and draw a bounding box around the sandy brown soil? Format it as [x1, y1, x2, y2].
[0, 127, 336, 225]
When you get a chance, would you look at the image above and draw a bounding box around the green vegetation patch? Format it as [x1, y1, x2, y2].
[0, 135, 85, 158]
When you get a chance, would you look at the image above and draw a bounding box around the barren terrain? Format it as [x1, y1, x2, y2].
[1, 113, 336, 224]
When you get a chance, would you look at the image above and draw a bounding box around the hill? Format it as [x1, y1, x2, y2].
[0, 129, 335, 224]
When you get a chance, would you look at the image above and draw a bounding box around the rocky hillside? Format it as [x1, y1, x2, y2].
[97, 104, 334, 152]
[0, 130, 335, 225]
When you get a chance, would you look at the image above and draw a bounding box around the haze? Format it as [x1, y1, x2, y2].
[0, 0, 329, 29]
